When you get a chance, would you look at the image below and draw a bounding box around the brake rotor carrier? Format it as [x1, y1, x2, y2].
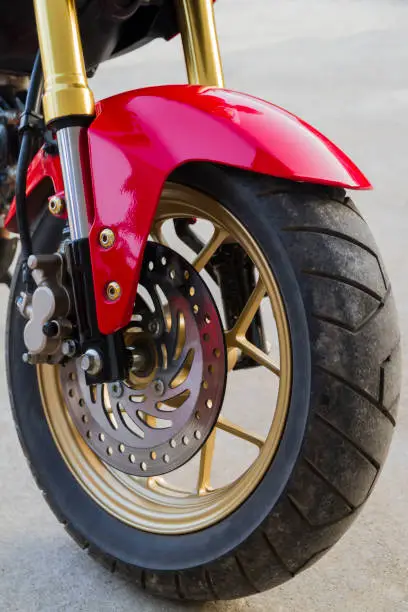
[61, 242, 227, 477]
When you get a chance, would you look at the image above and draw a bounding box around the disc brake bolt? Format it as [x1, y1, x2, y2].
[110, 382, 124, 398]
[153, 379, 165, 396]
[62, 339, 77, 358]
[80, 349, 103, 376]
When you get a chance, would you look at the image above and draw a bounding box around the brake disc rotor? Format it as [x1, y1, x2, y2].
[61, 242, 227, 477]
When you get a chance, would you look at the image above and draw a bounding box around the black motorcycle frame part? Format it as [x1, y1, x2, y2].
[0, 229, 17, 286]
[0, 79, 29, 286]
[0, 0, 178, 77]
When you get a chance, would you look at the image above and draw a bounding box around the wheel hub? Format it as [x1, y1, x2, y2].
[61, 242, 227, 477]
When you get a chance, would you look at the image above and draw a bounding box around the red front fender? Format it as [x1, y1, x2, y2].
[7, 85, 371, 335]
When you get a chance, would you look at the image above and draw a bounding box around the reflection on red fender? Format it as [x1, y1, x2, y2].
[6, 85, 371, 335]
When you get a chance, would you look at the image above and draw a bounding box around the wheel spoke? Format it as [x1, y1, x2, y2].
[226, 345, 241, 371]
[232, 277, 266, 338]
[236, 338, 280, 376]
[150, 220, 168, 246]
[216, 416, 265, 448]
[197, 430, 216, 494]
[146, 477, 157, 489]
[224, 276, 277, 373]
[193, 227, 228, 272]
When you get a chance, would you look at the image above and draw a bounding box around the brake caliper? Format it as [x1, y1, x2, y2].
[16, 253, 73, 363]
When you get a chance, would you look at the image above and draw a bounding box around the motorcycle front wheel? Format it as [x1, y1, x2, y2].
[7, 164, 400, 601]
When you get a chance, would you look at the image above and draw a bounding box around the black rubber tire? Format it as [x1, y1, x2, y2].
[7, 164, 401, 601]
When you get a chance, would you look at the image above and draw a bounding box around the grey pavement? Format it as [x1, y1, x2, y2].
[1, 0, 408, 610]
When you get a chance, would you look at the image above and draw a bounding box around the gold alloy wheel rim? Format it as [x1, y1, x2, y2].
[38, 183, 292, 535]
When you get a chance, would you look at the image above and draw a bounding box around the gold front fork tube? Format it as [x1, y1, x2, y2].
[33, 0, 95, 124]
[176, 0, 225, 88]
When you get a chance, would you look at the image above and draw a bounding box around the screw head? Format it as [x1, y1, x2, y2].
[48, 195, 65, 216]
[110, 382, 124, 398]
[27, 255, 38, 270]
[61, 339, 77, 357]
[106, 282, 121, 301]
[148, 319, 160, 337]
[99, 228, 115, 249]
[152, 379, 165, 396]
[43, 320, 60, 338]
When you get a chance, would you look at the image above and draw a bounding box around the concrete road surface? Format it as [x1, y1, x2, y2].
[1, 0, 407, 610]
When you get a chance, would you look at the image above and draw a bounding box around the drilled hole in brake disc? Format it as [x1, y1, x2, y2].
[60, 242, 227, 477]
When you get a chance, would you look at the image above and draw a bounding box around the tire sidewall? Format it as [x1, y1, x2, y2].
[7, 166, 311, 570]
